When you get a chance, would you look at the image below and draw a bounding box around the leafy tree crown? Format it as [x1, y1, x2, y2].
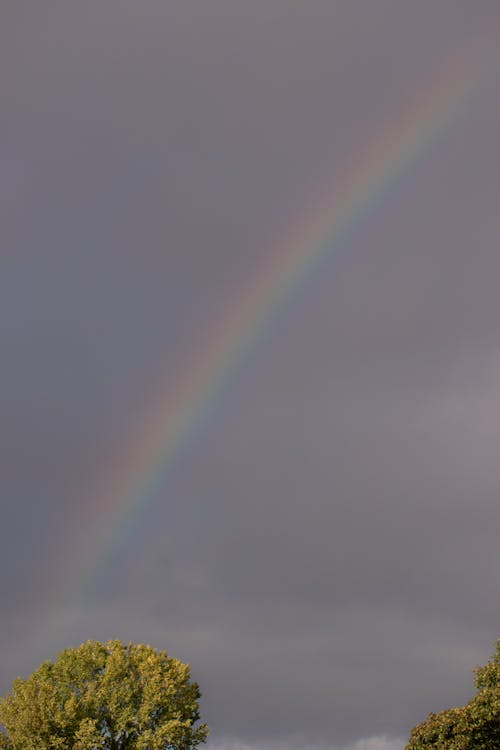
[0, 639, 209, 750]
[406, 639, 500, 750]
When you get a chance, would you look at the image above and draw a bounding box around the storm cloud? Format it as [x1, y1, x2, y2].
[1, 3, 499, 749]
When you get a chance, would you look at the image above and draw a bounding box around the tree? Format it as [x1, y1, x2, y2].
[406, 640, 500, 750]
[0, 639, 209, 750]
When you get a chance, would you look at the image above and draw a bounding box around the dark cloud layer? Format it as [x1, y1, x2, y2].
[1, 3, 499, 749]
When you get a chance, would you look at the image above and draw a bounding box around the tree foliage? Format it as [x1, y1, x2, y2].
[406, 640, 500, 750]
[0, 640, 209, 750]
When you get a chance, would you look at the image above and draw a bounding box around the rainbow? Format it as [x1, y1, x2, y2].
[41, 47, 496, 646]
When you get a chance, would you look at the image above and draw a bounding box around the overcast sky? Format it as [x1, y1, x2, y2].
[1, 3, 500, 750]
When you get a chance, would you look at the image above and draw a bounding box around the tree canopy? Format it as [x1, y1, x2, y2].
[0, 639, 209, 750]
[406, 640, 500, 750]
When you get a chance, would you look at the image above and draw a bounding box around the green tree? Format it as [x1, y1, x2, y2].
[406, 640, 500, 750]
[0, 640, 209, 750]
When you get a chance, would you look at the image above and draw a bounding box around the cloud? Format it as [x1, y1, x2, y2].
[208, 736, 405, 750]
[348, 739, 405, 750]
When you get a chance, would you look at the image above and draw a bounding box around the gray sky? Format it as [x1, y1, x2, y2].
[1, 3, 499, 750]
